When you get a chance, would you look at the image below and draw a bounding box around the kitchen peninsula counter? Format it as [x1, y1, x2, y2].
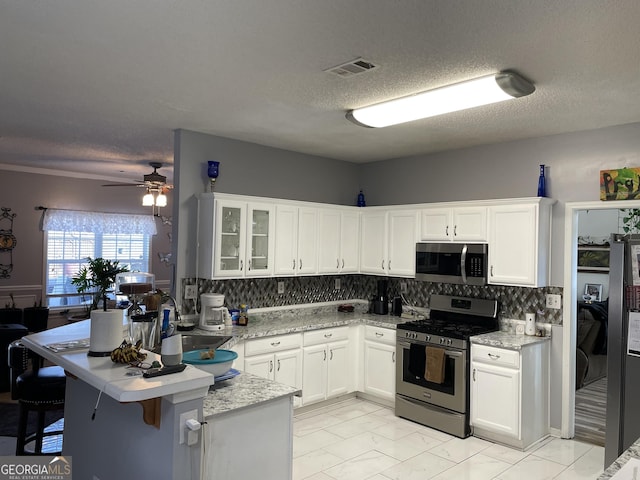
[470, 330, 551, 350]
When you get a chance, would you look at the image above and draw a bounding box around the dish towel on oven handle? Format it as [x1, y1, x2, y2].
[425, 346, 446, 384]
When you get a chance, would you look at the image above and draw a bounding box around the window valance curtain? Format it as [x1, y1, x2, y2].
[42, 209, 157, 235]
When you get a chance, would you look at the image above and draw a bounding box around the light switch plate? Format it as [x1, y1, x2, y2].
[184, 285, 197, 300]
[277, 281, 285, 294]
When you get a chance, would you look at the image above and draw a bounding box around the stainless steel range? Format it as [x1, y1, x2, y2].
[395, 294, 499, 438]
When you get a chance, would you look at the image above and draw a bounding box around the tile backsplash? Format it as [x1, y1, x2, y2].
[182, 276, 564, 324]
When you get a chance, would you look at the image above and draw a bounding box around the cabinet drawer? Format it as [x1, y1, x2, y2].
[245, 333, 302, 356]
[364, 325, 396, 346]
[303, 327, 349, 346]
[472, 344, 519, 368]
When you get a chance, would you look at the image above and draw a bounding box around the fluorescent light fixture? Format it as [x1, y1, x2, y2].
[346, 71, 535, 128]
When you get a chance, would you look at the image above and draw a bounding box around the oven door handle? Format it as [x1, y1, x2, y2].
[397, 341, 463, 358]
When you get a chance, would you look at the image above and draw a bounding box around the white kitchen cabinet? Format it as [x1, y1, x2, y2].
[362, 326, 396, 401]
[487, 198, 554, 287]
[274, 205, 318, 275]
[421, 206, 487, 242]
[301, 327, 351, 405]
[244, 333, 303, 407]
[317, 208, 360, 274]
[197, 194, 275, 279]
[360, 209, 419, 277]
[470, 341, 549, 450]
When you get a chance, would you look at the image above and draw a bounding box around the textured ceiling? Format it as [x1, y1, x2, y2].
[1, 0, 640, 183]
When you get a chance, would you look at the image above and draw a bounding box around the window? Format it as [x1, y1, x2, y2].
[43, 209, 156, 308]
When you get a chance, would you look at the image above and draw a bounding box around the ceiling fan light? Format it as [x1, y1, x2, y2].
[142, 192, 155, 206]
[155, 193, 167, 207]
[346, 71, 535, 128]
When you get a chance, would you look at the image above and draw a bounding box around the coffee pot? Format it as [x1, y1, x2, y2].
[200, 293, 229, 331]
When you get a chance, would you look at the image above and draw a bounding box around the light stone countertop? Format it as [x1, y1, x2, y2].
[197, 303, 403, 415]
[203, 371, 301, 418]
[470, 331, 551, 350]
[598, 438, 640, 479]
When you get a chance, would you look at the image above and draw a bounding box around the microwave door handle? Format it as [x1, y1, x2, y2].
[460, 244, 468, 284]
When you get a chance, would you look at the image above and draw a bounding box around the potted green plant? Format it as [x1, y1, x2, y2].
[71, 257, 129, 356]
[0, 293, 22, 324]
[23, 297, 49, 332]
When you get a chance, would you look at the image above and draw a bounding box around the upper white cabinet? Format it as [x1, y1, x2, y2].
[317, 208, 360, 274]
[274, 205, 318, 276]
[360, 209, 419, 277]
[421, 207, 487, 242]
[487, 198, 554, 287]
[197, 194, 275, 279]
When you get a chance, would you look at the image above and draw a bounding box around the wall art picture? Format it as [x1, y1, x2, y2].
[601, 167, 640, 201]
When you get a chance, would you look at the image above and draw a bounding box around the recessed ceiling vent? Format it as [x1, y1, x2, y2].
[325, 58, 378, 78]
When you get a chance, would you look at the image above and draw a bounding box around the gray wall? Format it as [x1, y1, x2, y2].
[359, 122, 640, 286]
[172, 129, 361, 287]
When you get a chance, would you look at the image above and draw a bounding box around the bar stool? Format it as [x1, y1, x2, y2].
[8, 340, 66, 455]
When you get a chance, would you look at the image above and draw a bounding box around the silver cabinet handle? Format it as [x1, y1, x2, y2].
[299, 259, 302, 270]
[240, 259, 244, 271]
[388, 260, 391, 270]
[392, 352, 395, 363]
[454, 225, 457, 237]
[324, 333, 332, 338]
[375, 332, 383, 337]
[342, 259, 344, 269]
[490, 265, 494, 277]
[269, 360, 273, 373]
[248, 259, 252, 270]
[330, 349, 333, 360]
[292, 259, 296, 270]
[277, 359, 281, 371]
[473, 368, 476, 381]
[487, 353, 501, 360]
[323, 350, 326, 361]
[271, 341, 281, 347]
[446, 225, 449, 236]
[381, 259, 385, 269]
[337, 259, 340, 269]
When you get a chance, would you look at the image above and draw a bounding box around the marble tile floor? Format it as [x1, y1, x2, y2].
[0, 397, 605, 480]
[293, 398, 605, 480]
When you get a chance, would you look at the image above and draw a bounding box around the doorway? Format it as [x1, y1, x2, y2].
[562, 200, 640, 442]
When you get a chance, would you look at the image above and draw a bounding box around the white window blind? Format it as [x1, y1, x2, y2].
[43, 209, 156, 308]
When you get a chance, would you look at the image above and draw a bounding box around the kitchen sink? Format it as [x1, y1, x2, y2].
[180, 334, 232, 352]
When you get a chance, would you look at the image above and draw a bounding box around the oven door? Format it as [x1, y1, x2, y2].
[396, 338, 467, 413]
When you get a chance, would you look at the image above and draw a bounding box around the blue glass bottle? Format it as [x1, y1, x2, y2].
[357, 190, 366, 207]
[537, 165, 546, 197]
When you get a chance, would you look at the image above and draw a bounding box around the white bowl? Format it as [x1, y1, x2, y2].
[182, 349, 237, 377]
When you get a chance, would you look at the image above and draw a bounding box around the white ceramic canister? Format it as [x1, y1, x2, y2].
[525, 313, 536, 336]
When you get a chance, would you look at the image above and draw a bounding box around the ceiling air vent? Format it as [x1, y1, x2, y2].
[325, 58, 378, 78]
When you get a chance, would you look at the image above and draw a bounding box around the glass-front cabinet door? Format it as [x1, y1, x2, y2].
[214, 200, 246, 277]
[246, 203, 275, 277]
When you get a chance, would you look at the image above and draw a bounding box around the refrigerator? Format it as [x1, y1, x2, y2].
[605, 234, 640, 467]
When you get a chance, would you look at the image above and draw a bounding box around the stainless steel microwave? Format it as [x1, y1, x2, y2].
[415, 243, 488, 285]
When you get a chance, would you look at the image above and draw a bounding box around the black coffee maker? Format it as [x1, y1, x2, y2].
[373, 279, 388, 315]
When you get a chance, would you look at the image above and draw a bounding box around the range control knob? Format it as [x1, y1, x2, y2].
[425, 335, 431, 342]
[447, 339, 453, 346]
[439, 337, 444, 345]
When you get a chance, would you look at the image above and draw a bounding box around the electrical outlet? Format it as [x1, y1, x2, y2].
[334, 278, 341, 290]
[179, 409, 198, 445]
[515, 323, 525, 335]
[184, 285, 197, 300]
[400, 282, 407, 294]
[546, 293, 562, 309]
[277, 281, 285, 294]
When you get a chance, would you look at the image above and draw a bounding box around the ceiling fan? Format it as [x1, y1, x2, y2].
[102, 162, 173, 192]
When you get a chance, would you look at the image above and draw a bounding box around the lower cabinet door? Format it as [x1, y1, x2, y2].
[274, 349, 303, 390]
[471, 362, 520, 438]
[245, 353, 275, 380]
[302, 344, 327, 404]
[326, 340, 349, 398]
[363, 341, 396, 400]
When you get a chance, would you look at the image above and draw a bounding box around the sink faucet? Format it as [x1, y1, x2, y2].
[163, 295, 182, 324]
